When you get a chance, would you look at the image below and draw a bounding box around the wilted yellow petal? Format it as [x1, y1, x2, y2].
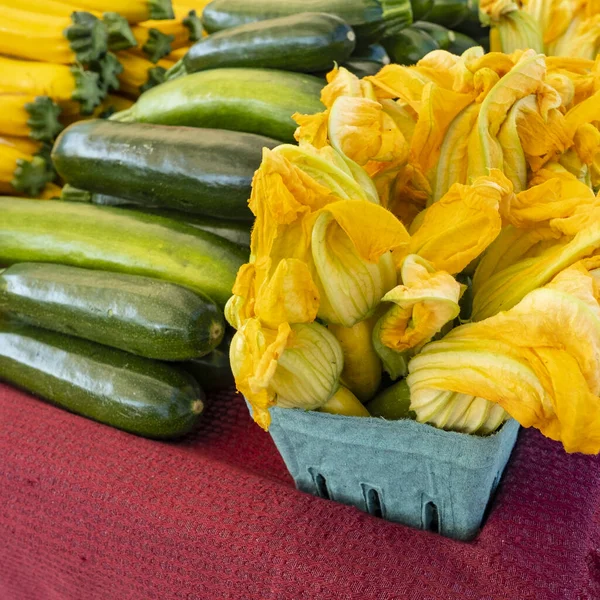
[323, 200, 410, 263]
[521, 0, 573, 45]
[365, 64, 433, 111]
[410, 83, 474, 174]
[432, 103, 481, 201]
[254, 258, 320, 329]
[328, 96, 408, 166]
[293, 110, 330, 148]
[404, 171, 509, 274]
[231, 319, 291, 430]
[500, 176, 596, 228]
[321, 66, 375, 108]
[226, 263, 257, 328]
[378, 255, 461, 353]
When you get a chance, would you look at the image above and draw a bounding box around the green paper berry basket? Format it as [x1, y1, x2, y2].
[263, 405, 520, 541]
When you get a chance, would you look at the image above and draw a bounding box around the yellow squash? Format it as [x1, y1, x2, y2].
[0, 5, 107, 64]
[0, 0, 137, 51]
[58, 0, 174, 23]
[0, 56, 103, 115]
[116, 52, 167, 97]
[0, 94, 63, 142]
[0, 142, 54, 196]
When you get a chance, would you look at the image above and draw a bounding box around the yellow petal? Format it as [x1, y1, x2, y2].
[293, 110, 330, 148]
[254, 258, 320, 329]
[410, 83, 474, 175]
[378, 255, 461, 352]
[328, 96, 408, 166]
[231, 319, 291, 430]
[404, 171, 509, 274]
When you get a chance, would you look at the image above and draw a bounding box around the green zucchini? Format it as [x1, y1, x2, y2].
[0, 263, 224, 361]
[60, 185, 252, 246]
[111, 68, 324, 143]
[201, 0, 413, 46]
[0, 198, 246, 308]
[446, 31, 478, 54]
[413, 20, 453, 49]
[366, 379, 413, 420]
[424, 0, 469, 29]
[166, 13, 356, 79]
[410, 0, 434, 20]
[131, 210, 251, 247]
[182, 331, 235, 393]
[382, 27, 439, 65]
[340, 59, 385, 78]
[0, 318, 204, 439]
[52, 120, 278, 221]
[454, 0, 489, 39]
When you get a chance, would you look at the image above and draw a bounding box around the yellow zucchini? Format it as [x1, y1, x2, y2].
[0, 56, 103, 115]
[141, 11, 202, 46]
[0, 94, 63, 142]
[0, 6, 107, 64]
[0, 0, 137, 51]
[129, 25, 175, 62]
[57, 0, 174, 23]
[0, 136, 43, 156]
[116, 52, 167, 97]
[0, 144, 54, 196]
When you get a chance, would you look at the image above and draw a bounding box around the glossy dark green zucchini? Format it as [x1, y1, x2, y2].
[424, 0, 469, 28]
[167, 13, 356, 79]
[0, 318, 204, 439]
[182, 331, 235, 393]
[201, 0, 413, 46]
[382, 26, 439, 65]
[446, 31, 478, 54]
[0, 263, 224, 361]
[410, 0, 434, 20]
[111, 68, 324, 143]
[52, 120, 278, 221]
[413, 20, 452, 49]
[0, 198, 246, 307]
[60, 185, 252, 247]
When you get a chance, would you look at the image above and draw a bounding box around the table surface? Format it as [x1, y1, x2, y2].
[1, 382, 599, 600]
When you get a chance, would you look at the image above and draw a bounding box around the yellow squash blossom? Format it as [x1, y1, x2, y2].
[311, 200, 410, 327]
[480, 0, 544, 54]
[372, 255, 462, 379]
[230, 319, 344, 430]
[409, 263, 600, 453]
[467, 50, 546, 182]
[227, 143, 385, 330]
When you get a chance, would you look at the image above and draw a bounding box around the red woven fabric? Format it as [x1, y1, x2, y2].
[0, 382, 599, 600]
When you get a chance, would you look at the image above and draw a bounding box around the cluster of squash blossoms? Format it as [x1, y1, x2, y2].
[226, 45, 600, 455]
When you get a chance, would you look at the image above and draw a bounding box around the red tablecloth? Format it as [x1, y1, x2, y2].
[1, 382, 599, 600]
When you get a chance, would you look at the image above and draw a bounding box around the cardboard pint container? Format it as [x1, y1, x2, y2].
[265, 406, 520, 541]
